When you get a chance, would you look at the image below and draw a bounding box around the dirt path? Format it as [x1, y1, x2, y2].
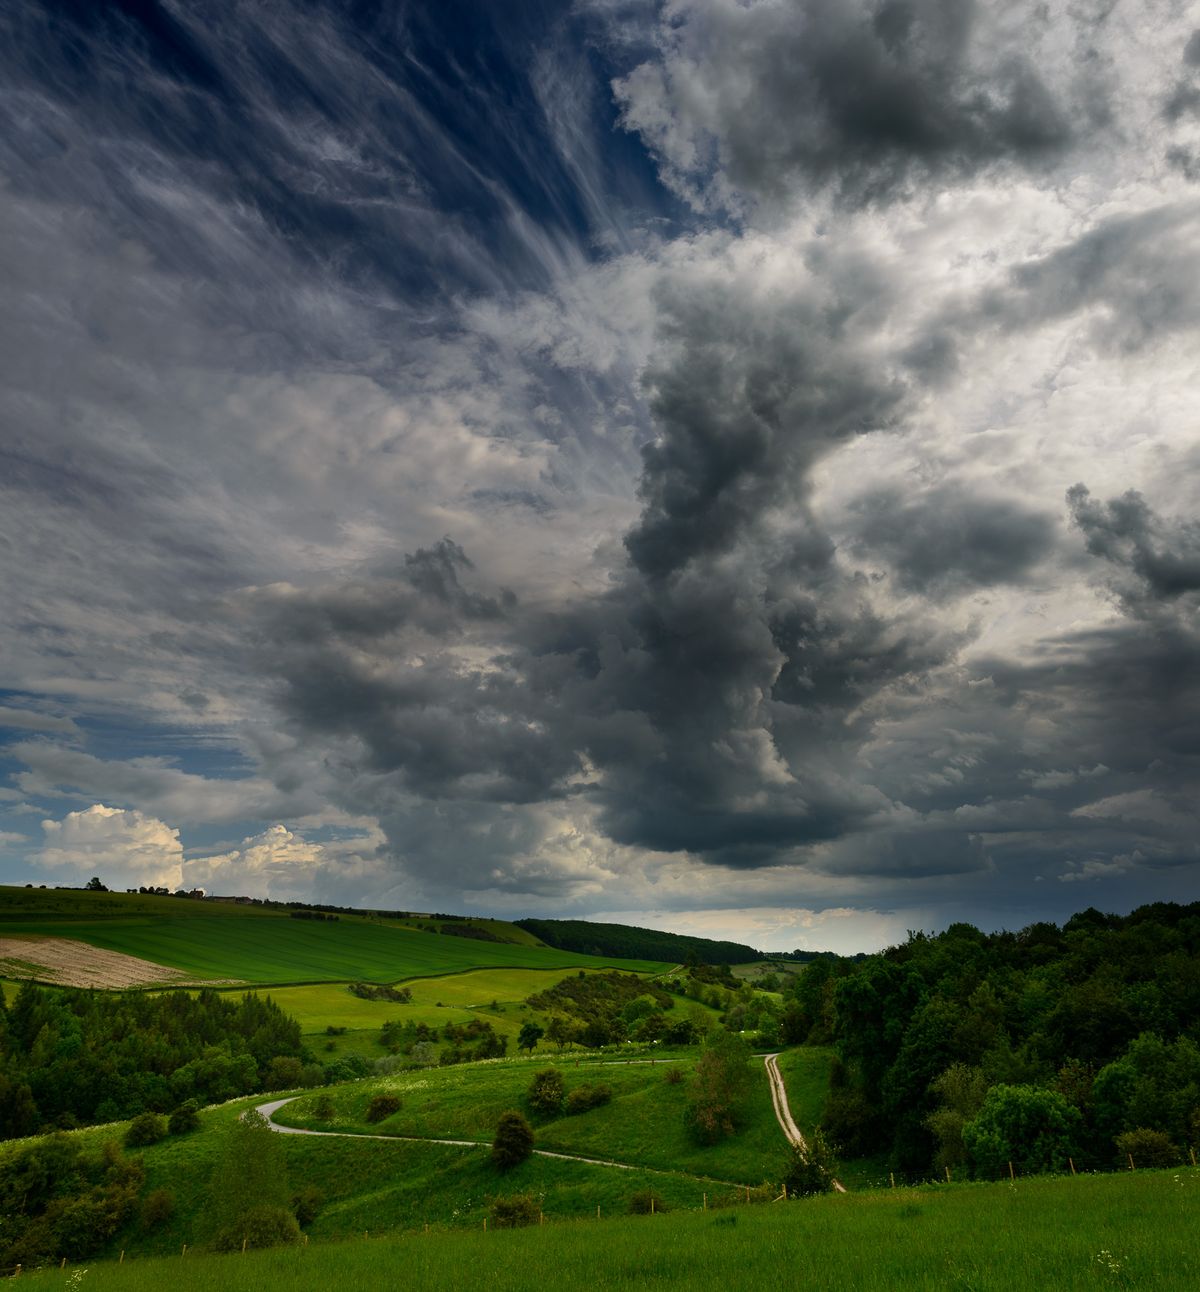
[254, 1097, 739, 1186]
[763, 1054, 847, 1193]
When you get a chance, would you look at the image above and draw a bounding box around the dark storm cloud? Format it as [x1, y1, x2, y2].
[1068, 486, 1200, 608]
[849, 486, 1057, 595]
[244, 258, 964, 869]
[614, 0, 1108, 210]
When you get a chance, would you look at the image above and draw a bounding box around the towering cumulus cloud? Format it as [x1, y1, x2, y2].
[0, 0, 1197, 949]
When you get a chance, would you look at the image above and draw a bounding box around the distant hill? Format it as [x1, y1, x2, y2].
[514, 918, 759, 965]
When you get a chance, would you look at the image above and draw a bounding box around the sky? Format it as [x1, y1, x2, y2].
[1, 0, 1198, 954]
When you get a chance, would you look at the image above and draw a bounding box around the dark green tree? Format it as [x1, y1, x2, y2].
[517, 1022, 544, 1053]
[208, 1111, 299, 1251]
[491, 1111, 534, 1171]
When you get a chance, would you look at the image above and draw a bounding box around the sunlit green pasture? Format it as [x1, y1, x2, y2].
[277, 1049, 789, 1184]
[17, 1168, 1200, 1291]
[0, 896, 669, 985]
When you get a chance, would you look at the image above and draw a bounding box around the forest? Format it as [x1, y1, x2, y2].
[784, 903, 1200, 1176]
[0, 985, 308, 1138]
[514, 919, 758, 965]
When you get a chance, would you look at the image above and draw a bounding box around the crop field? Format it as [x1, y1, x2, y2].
[276, 1050, 790, 1184]
[14, 1164, 1200, 1290]
[0, 890, 670, 985]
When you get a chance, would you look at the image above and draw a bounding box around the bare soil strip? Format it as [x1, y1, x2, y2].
[0, 936, 242, 989]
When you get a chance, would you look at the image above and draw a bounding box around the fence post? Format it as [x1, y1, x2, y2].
[483, 1217, 487, 1232]
[242, 1237, 248, 1254]
[120, 1252, 125, 1264]
[1008, 1161, 1015, 1182]
[650, 1196, 655, 1215]
[596, 1205, 600, 1220]
[181, 1244, 187, 1257]
[945, 1166, 951, 1182]
[1128, 1153, 1135, 1172]
[60, 1259, 66, 1270]
[889, 1173, 895, 1189]
[1191, 1149, 1197, 1168]
[703, 1193, 707, 1211]
[1068, 1158, 1076, 1176]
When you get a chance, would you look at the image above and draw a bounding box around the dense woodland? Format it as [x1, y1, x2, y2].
[0, 985, 308, 1139]
[515, 919, 759, 965]
[783, 903, 1200, 1177]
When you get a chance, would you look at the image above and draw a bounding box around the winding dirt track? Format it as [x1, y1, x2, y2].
[763, 1054, 847, 1193]
[255, 1097, 738, 1185]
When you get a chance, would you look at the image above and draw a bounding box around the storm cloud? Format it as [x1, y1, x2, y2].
[1, 0, 1198, 948]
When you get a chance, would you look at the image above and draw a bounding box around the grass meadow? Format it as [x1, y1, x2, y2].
[276, 1049, 797, 1184]
[0, 888, 670, 984]
[16, 1169, 1200, 1291]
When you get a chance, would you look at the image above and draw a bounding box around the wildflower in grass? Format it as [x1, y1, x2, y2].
[66, 1270, 88, 1289]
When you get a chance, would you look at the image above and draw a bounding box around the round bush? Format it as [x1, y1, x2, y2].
[490, 1194, 540, 1228]
[492, 1110, 534, 1171]
[211, 1204, 300, 1252]
[125, 1112, 168, 1148]
[366, 1093, 403, 1123]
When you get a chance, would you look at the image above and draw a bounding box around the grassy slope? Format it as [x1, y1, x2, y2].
[17, 1168, 1200, 1290]
[276, 1051, 788, 1184]
[0, 889, 669, 984]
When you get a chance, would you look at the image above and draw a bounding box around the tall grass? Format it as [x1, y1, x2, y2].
[15, 1170, 1200, 1291]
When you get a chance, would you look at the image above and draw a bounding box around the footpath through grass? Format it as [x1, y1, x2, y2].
[17, 1169, 1200, 1291]
[276, 1050, 789, 1184]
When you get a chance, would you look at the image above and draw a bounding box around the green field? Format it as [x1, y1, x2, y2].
[13, 1165, 1200, 1290]
[0, 888, 670, 985]
[275, 1050, 793, 1184]
[264, 968, 633, 1057]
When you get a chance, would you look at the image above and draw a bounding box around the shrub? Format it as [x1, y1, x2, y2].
[366, 1093, 402, 1123]
[292, 1186, 323, 1227]
[264, 1056, 306, 1090]
[527, 1068, 566, 1118]
[313, 1094, 336, 1121]
[564, 1083, 613, 1114]
[211, 1204, 300, 1252]
[1115, 1127, 1179, 1168]
[141, 1188, 176, 1229]
[628, 1190, 668, 1214]
[663, 1066, 684, 1085]
[492, 1111, 535, 1171]
[168, 1100, 200, 1135]
[490, 1193, 540, 1228]
[783, 1130, 839, 1197]
[125, 1112, 167, 1148]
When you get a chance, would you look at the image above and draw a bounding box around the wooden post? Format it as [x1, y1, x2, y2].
[650, 1196, 655, 1215]
[596, 1205, 600, 1220]
[1069, 1157, 1076, 1176]
[1008, 1161, 1015, 1182]
[60, 1259, 66, 1270]
[181, 1244, 188, 1257]
[1191, 1148, 1197, 1168]
[703, 1193, 707, 1211]
[242, 1237, 248, 1254]
[889, 1172, 895, 1189]
[945, 1166, 951, 1182]
[1128, 1153, 1135, 1172]
[303, 1234, 309, 1247]
[424, 1223, 429, 1233]
[539, 1211, 544, 1226]
[744, 1185, 750, 1203]
[120, 1252, 125, 1264]
[483, 1217, 487, 1232]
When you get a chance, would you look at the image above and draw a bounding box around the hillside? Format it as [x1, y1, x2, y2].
[0, 888, 671, 986]
[515, 918, 759, 966]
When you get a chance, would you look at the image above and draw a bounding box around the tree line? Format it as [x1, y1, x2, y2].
[0, 983, 307, 1140]
[783, 902, 1200, 1178]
